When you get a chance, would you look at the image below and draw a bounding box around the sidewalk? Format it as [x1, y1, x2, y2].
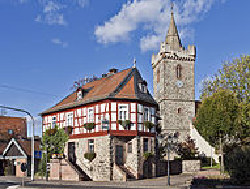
[0, 175, 193, 189]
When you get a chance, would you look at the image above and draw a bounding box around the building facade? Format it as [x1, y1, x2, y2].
[0, 116, 41, 177]
[41, 68, 158, 181]
[152, 8, 196, 141]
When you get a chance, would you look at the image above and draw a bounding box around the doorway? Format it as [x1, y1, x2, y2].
[68, 142, 76, 164]
[115, 145, 124, 165]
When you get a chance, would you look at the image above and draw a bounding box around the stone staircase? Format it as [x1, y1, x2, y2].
[66, 159, 91, 181]
[118, 165, 136, 180]
[190, 124, 220, 163]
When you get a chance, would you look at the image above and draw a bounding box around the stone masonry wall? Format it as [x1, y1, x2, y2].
[124, 137, 140, 178]
[182, 159, 201, 173]
[73, 136, 112, 181]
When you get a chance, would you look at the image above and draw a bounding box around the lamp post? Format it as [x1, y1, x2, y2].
[167, 134, 178, 186]
[0, 105, 35, 181]
[157, 133, 178, 186]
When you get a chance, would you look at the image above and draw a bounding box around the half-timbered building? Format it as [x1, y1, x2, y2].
[41, 67, 158, 181]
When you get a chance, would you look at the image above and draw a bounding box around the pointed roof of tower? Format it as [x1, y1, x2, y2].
[165, 3, 182, 49]
[168, 4, 178, 36]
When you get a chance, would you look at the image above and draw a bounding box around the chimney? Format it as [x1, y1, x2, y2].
[109, 68, 118, 74]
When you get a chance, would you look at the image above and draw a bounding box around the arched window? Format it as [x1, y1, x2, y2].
[177, 108, 182, 114]
[176, 64, 182, 79]
[157, 69, 160, 83]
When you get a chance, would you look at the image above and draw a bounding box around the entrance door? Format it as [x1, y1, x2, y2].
[115, 145, 123, 165]
[68, 142, 76, 164]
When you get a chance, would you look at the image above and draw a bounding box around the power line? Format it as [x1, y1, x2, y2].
[0, 84, 62, 98]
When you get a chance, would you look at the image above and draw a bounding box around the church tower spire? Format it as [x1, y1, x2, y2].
[166, 3, 182, 51]
[152, 2, 196, 141]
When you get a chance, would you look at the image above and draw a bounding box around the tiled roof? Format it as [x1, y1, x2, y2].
[0, 142, 8, 155]
[17, 140, 40, 156]
[41, 68, 156, 115]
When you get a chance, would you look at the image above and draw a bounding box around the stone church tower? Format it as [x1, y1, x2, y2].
[152, 7, 196, 141]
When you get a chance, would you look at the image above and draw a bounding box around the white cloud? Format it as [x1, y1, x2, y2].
[95, 0, 226, 52]
[77, 0, 89, 8]
[51, 38, 68, 48]
[35, 1, 67, 26]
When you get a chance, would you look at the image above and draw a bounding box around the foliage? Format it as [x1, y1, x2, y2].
[143, 152, 153, 160]
[224, 143, 250, 183]
[195, 89, 240, 146]
[200, 156, 217, 168]
[118, 120, 131, 129]
[84, 123, 95, 130]
[144, 121, 154, 130]
[38, 125, 68, 176]
[200, 55, 250, 103]
[84, 153, 96, 162]
[177, 136, 199, 160]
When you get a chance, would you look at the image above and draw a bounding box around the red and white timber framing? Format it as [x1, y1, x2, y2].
[42, 99, 157, 139]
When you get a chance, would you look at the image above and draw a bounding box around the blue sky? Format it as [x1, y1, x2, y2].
[0, 0, 249, 136]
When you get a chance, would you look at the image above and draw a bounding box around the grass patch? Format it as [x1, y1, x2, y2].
[202, 163, 220, 169]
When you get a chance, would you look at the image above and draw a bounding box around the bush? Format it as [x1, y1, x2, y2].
[144, 121, 154, 130]
[144, 152, 153, 160]
[84, 153, 96, 162]
[118, 120, 131, 129]
[84, 123, 95, 130]
[224, 144, 250, 183]
[200, 156, 217, 167]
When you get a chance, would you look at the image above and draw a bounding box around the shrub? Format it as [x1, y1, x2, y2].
[224, 144, 250, 183]
[84, 153, 96, 162]
[118, 120, 131, 129]
[144, 152, 153, 160]
[144, 121, 154, 130]
[84, 123, 95, 130]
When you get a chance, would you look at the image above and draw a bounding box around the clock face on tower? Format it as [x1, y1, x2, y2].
[176, 80, 183, 88]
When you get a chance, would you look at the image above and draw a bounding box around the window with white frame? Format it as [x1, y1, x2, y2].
[67, 112, 73, 126]
[102, 120, 110, 130]
[118, 105, 128, 120]
[52, 116, 56, 128]
[77, 90, 82, 100]
[88, 108, 94, 122]
[88, 139, 94, 153]
[144, 107, 149, 121]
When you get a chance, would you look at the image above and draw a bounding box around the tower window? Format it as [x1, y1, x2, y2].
[177, 108, 182, 114]
[157, 69, 160, 83]
[176, 65, 182, 79]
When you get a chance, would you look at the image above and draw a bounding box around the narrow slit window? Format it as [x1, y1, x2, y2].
[176, 65, 182, 79]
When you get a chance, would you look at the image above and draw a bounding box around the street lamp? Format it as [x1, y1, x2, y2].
[157, 133, 178, 186]
[167, 134, 178, 186]
[0, 105, 35, 181]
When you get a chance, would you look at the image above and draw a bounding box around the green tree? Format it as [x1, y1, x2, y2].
[38, 125, 68, 176]
[200, 55, 250, 103]
[195, 89, 239, 147]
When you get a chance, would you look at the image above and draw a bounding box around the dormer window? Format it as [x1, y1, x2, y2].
[139, 81, 148, 93]
[77, 90, 82, 100]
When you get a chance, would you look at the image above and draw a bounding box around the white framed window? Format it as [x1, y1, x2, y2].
[77, 90, 82, 100]
[118, 105, 128, 120]
[67, 112, 73, 126]
[88, 108, 94, 122]
[52, 116, 56, 128]
[144, 107, 149, 121]
[102, 120, 110, 130]
[88, 139, 94, 153]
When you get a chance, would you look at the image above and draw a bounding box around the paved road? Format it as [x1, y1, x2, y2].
[0, 182, 19, 189]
